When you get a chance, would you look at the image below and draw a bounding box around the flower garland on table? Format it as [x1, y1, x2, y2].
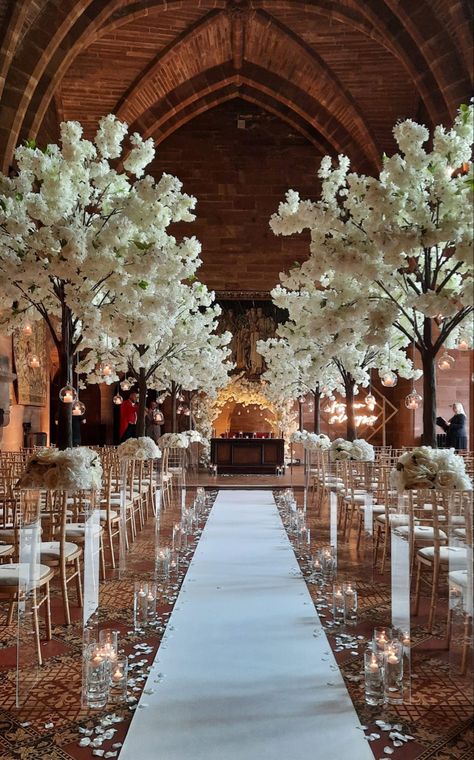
[117, 436, 161, 460]
[17, 447, 103, 491]
[330, 438, 375, 461]
[391, 447, 472, 492]
[158, 433, 190, 449]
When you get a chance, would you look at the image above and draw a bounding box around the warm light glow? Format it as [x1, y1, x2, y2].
[437, 351, 455, 371]
[59, 384, 77, 404]
[22, 324, 33, 336]
[456, 338, 470, 351]
[405, 389, 423, 410]
[72, 400, 86, 416]
[380, 370, 398, 388]
[325, 399, 378, 427]
[365, 393, 376, 410]
[113, 394, 123, 405]
[27, 353, 40, 369]
[101, 362, 113, 377]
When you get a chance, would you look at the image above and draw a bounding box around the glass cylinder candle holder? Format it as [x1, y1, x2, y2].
[321, 545, 337, 581]
[155, 547, 170, 584]
[109, 655, 128, 704]
[84, 649, 109, 709]
[364, 649, 384, 706]
[172, 523, 182, 551]
[332, 583, 345, 622]
[98, 629, 119, 667]
[170, 548, 180, 580]
[343, 581, 358, 626]
[383, 640, 404, 704]
[373, 627, 392, 653]
[146, 582, 157, 621]
[312, 550, 323, 581]
[134, 582, 149, 631]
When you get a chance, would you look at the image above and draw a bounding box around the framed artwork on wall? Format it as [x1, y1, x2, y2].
[12, 321, 48, 406]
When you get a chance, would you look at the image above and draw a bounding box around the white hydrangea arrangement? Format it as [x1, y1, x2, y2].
[390, 447, 472, 492]
[117, 436, 161, 460]
[330, 438, 375, 461]
[17, 447, 102, 491]
[292, 430, 331, 450]
[183, 430, 205, 444]
[158, 433, 190, 449]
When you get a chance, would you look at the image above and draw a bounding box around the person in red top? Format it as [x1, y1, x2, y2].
[120, 390, 138, 442]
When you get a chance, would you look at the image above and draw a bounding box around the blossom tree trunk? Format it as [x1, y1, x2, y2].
[313, 386, 320, 434]
[56, 302, 75, 450]
[421, 350, 436, 447]
[344, 374, 356, 441]
[136, 367, 147, 437]
[171, 381, 178, 433]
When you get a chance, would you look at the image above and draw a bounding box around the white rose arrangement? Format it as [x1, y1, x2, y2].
[117, 436, 161, 460]
[158, 433, 190, 449]
[184, 430, 205, 444]
[303, 433, 331, 451]
[17, 447, 103, 491]
[330, 438, 375, 461]
[391, 447, 472, 492]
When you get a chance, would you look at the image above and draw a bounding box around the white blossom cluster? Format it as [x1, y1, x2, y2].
[117, 436, 161, 460]
[290, 430, 331, 450]
[330, 438, 375, 461]
[17, 446, 102, 490]
[391, 447, 472, 492]
[269, 105, 473, 363]
[158, 433, 190, 449]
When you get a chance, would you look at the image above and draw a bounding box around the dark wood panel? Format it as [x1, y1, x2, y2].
[211, 438, 284, 474]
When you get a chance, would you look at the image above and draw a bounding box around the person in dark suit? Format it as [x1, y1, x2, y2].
[437, 402, 468, 449]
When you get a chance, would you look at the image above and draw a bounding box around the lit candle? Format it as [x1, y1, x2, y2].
[369, 655, 379, 672]
[112, 666, 123, 683]
[63, 390, 73, 403]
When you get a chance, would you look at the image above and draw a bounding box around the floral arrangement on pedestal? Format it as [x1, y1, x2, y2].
[390, 447, 472, 492]
[117, 437, 161, 460]
[291, 430, 331, 450]
[183, 430, 205, 444]
[17, 447, 102, 490]
[158, 433, 190, 449]
[330, 438, 375, 461]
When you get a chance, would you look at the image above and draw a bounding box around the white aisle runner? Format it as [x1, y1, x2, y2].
[121, 490, 372, 760]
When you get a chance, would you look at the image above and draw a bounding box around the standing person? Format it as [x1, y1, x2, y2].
[145, 399, 161, 443]
[120, 389, 138, 442]
[436, 402, 468, 450]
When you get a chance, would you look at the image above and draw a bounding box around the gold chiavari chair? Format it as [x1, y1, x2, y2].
[0, 493, 53, 665]
[447, 490, 472, 673]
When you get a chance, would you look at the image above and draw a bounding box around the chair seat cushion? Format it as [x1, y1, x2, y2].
[454, 528, 466, 539]
[376, 514, 411, 526]
[99, 509, 118, 520]
[0, 544, 14, 556]
[40, 541, 79, 560]
[397, 525, 447, 540]
[448, 569, 469, 588]
[418, 546, 466, 567]
[0, 562, 52, 586]
[65, 523, 103, 538]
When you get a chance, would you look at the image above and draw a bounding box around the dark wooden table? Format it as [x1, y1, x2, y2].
[211, 438, 284, 474]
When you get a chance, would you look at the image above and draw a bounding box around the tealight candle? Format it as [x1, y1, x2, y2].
[343, 581, 358, 626]
[63, 390, 73, 403]
[109, 655, 128, 704]
[373, 627, 392, 653]
[332, 584, 344, 623]
[383, 639, 404, 704]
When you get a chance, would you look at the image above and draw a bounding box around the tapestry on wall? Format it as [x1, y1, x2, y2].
[12, 321, 48, 406]
[216, 294, 287, 379]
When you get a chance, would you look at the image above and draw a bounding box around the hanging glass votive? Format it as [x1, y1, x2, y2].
[404, 389, 423, 410]
[456, 337, 470, 351]
[380, 370, 398, 388]
[365, 393, 376, 410]
[153, 408, 164, 423]
[113, 393, 123, 405]
[437, 351, 455, 371]
[22, 324, 33, 336]
[72, 400, 86, 416]
[59, 384, 77, 404]
[100, 362, 113, 378]
[120, 377, 131, 391]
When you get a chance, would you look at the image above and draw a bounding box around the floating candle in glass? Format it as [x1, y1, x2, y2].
[343, 581, 358, 625]
[383, 639, 404, 704]
[364, 649, 384, 706]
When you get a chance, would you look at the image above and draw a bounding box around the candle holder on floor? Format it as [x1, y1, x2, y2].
[109, 655, 128, 704]
[383, 639, 404, 704]
[364, 649, 384, 706]
[343, 581, 357, 626]
[84, 647, 109, 709]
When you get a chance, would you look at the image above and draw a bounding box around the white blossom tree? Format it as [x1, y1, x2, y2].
[259, 276, 419, 440]
[270, 105, 473, 446]
[78, 280, 232, 436]
[0, 115, 200, 448]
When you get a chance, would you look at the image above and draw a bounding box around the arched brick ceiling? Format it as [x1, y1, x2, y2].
[0, 0, 472, 173]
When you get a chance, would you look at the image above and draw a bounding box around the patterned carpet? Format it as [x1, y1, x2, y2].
[0, 486, 472, 759]
[274, 490, 474, 760]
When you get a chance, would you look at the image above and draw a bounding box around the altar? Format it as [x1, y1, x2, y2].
[211, 437, 285, 474]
